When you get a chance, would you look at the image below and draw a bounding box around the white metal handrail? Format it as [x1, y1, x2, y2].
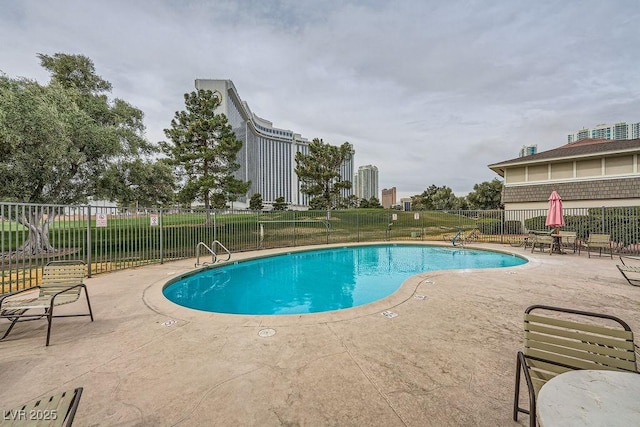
[195, 240, 231, 267]
[195, 242, 216, 267]
[213, 240, 231, 262]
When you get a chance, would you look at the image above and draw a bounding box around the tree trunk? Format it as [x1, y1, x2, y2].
[16, 209, 57, 255]
[204, 191, 212, 226]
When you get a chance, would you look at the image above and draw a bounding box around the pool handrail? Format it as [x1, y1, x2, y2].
[195, 241, 231, 267]
[213, 240, 232, 262]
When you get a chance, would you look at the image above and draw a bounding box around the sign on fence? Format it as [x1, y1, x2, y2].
[96, 213, 108, 228]
[150, 214, 159, 227]
[414, 213, 420, 220]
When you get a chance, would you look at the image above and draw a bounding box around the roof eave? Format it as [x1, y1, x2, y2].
[490, 146, 640, 169]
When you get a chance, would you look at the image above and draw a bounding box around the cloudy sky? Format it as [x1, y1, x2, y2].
[2, 0, 639, 199]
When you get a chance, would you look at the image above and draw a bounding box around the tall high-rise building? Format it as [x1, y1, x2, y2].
[381, 187, 396, 209]
[355, 165, 379, 201]
[568, 122, 640, 143]
[195, 79, 354, 209]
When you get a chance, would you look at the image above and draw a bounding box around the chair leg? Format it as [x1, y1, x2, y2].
[46, 308, 54, 347]
[45, 287, 94, 346]
[84, 285, 94, 322]
[0, 317, 20, 340]
[513, 355, 522, 421]
[514, 352, 537, 427]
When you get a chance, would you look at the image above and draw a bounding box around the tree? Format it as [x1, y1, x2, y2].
[272, 196, 288, 211]
[367, 197, 383, 209]
[411, 185, 467, 210]
[431, 187, 467, 210]
[99, 159, 176, 207]
[466, 179, 503, 210]
[294, 139, 353, 210]
[0, 53, 153, 254]
[161, 89, 250, 221]
[249, 193, 263, 211]
[209, 193, 228, 210]
[344, 194, 360, 209]
[358, 198, 370, 208]
[411, 185, 440, 210]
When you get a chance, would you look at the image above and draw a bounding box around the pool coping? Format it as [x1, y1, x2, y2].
[145, 241, 536, 326]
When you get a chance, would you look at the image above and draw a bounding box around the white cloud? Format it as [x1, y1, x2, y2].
[2, 0, 639, 199]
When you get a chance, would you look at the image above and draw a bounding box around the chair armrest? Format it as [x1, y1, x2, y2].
[51, 283, 85, 298]
[620, 256, 640, 267]
[0, 287, 42, 305]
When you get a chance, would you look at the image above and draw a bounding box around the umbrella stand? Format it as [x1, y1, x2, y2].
[546, 191, 565, 254]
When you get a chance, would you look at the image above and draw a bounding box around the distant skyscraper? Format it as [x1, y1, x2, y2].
[381, 187, 396, 209]
[194, 79, 354, 208]
[519, 145, 537, 157]
[568, 122, 640, 143]
[355, 165, 379, 200]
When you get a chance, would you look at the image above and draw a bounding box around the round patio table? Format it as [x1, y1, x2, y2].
[536, 370, 640, 426]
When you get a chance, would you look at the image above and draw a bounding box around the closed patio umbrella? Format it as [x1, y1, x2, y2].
[545, 191, 565, 232]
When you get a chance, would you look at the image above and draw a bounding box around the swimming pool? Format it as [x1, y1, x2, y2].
[163, 244, 526, 315]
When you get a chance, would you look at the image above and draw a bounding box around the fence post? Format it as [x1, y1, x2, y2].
[601, 206, 606, 233]
[213, 211, 217, 243]
[86, 205, 92, 278]
[159, 208, 164, 264]
[256, 211, 260, 250]
[386, 211, 391, 241]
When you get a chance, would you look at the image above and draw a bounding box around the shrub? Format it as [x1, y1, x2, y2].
[477, 218, 502, 235]
[524, 216, 548, 231]
[503, 220, 523, 235]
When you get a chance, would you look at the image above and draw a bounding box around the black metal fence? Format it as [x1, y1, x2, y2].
[2, 202, 639, 294]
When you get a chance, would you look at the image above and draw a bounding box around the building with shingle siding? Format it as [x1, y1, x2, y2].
[488, 138, 640, 210]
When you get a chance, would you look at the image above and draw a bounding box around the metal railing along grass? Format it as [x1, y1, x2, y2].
[2, 202, 640, 294]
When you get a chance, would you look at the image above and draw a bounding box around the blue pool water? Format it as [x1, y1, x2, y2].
[163, 245, 526, 315]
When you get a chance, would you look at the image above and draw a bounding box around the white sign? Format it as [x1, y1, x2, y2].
[392, 213, 398, 221]
[150, 214, 159, 227]
[414, 213, 420, 220]
[96, 213, 107, 228]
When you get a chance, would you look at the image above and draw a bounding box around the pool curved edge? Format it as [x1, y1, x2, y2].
[151, 242, 531, 324]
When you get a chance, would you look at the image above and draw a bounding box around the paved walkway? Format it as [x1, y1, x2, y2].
[1, 242, 638, 426]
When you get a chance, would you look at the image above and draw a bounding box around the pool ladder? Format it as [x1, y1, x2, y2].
[195, 240, 231, 267]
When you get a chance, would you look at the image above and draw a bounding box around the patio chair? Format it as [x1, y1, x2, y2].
[557, 231, 579, 254]
[530, 233, 554, 254]
[0, 387, 83, 426]
[513, 305, 637, 427]
[0, 260, 93, 346]
[582, 233, 613, 258]
[617, 256, 640, 287]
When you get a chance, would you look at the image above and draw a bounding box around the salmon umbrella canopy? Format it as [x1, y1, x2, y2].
[545, 191, 565, 230]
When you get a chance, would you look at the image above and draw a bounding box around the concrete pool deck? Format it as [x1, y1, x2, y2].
[1, 242, 638, 426]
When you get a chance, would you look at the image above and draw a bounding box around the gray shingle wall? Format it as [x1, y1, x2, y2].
[502, 177, 640, 203]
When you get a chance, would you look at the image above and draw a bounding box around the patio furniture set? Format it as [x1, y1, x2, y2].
[513, 305, 640, 427]
[527, 230, 617, 257]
